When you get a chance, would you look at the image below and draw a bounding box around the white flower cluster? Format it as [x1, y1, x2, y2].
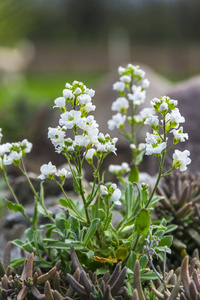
[47, 80, 118, 166]
[108, 64, 150, 131]
[38, 161, 71, 180]
[100, 183, 122, 205]
[0, 131, 32, 168]
[144, 96, 191, 172]
[108, 162, 130, 176]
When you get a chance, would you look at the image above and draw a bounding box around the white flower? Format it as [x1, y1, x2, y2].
[111, 97, 129, 112]
[113, 81, 125, 92]
[10, 151, 23, 162]
[166, 108, 185, 128]
[59, 110, 82, 129]
[130, 144, 136, 150]
[78, 116, 99, 136]
[142, 79, 150, 89]
[0, 143, 11, 156]
[120, 75, 131, 83]
[139, 107, 155, 120]
[81, 102, 96, 114]
[78, 94, 91, 105]
[56, 168, 71, 179]
[145, 142, 167, 156]
[110, 188, 122, 205]
[85, 88, 95, 97]
[144, 115, 159, 127]
[134, 67, 145, 78]
[171, 126, 188, 143]
[169, 99, 178, 108]
[73, 135, 90, 148]
[65, 83, 72, 89]
[3, 154, 13, 166]
[38, 162, 57, 180]
[53, 97, 66, 109]
[97, 134, 118, 154]
[100, 185, 108, 196]
[118, 66, 125, 75]
[172, 150, 191, 172]
[150, 97, 160, 108]
[108, 162, 130, 175]
[145, 132, 167, 156]
[128, 86, 146, 105]
[48, 126, 66, 146]
[85, 148, 96, 164]
[74, 87, 82, 95]
[138, 143, 145, 150]
[21, 139, 32, 153]
[63, 89, 74, 99]
[160, 102, 168, 112]
[108, 113, 126, 130]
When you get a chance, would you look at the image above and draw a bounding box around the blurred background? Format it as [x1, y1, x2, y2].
[0, 0, 200, 173]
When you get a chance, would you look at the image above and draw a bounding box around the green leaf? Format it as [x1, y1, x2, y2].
[165, 224, 178, 234]
[46, 240, 84, 250]
[12, 239, 24, 248]
[158, 235, 173, 248]
[125, 182, 134, 219]
[96, 267, 109, 275]
[55, 213, 66, 232]
[148, 196, 164, 208]
[128, 165, 139, 183]
[140, 271, 162, 280]
[103, 213, 112, 231]
[69, 216, 80, 232]
[154, 230, 165, 240]
[83, 218, 100, 246]
[126, 251, 137, 271]
[33, 230, 44, 252]
[116, 246, 128, 261]
[139, 255, 148, 269]
[39, 181, 44, 204]
[10, 257, 26, 268]
[6, 201, 25, 214]
[37, 203, 52, 217]
[135, 209, 150, 235]
[59, 198, 86, 222]
[32, 200, 38, 228]
[25, 228, 34, 241]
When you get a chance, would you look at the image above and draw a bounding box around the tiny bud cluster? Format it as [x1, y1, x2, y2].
[100, 183, 122, 205]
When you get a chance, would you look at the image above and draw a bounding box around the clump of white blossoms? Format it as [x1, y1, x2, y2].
[108, 64, 150, 181]
[0, 131, 32, 168]
[46, 80, 118, 162]
[144, 95, 191, 173]
[38, 80, 121, 221]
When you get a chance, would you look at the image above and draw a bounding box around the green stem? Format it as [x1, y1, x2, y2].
[145, 153, 164, 209]
[55, 179, 87, 223]
[1, 167, 19, 204]
[77, 152, 91, 225]
[18, 163, 40, 201]
[1, 167, 32, 226]
[145, 115, 167, 209]
[19, 161, 55, 223]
